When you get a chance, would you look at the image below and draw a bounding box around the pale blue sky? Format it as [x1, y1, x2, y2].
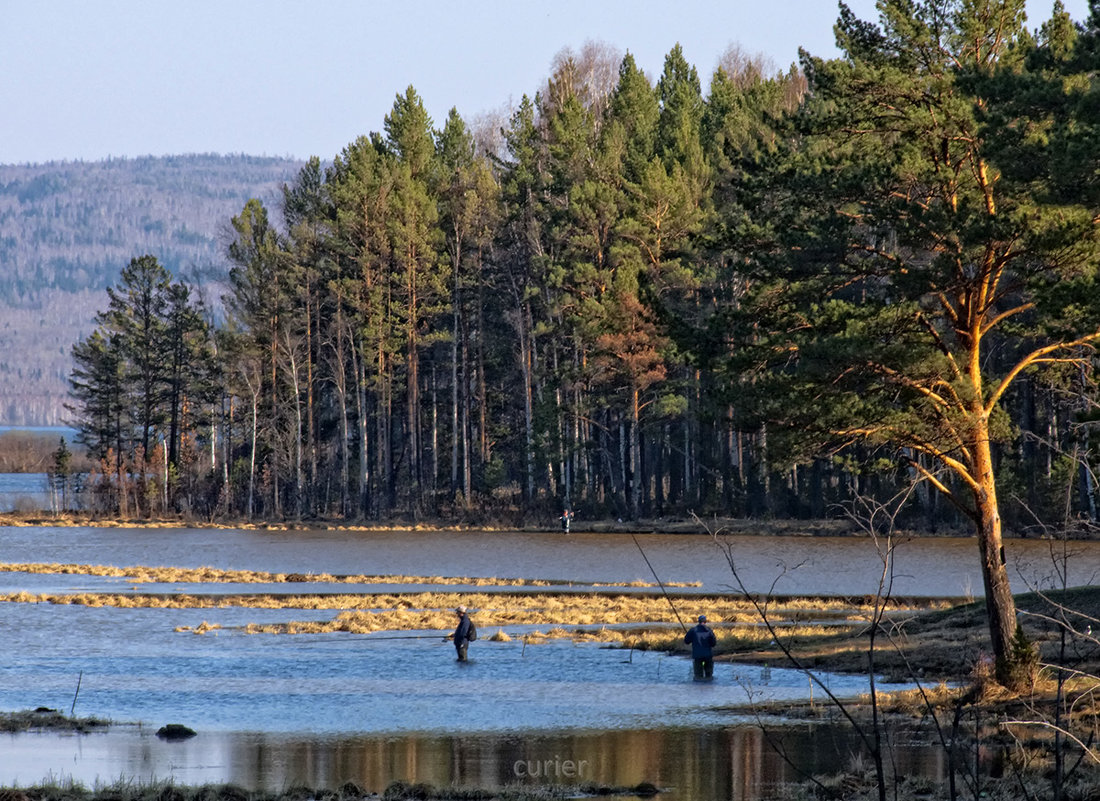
[2, 1, 1090, 165]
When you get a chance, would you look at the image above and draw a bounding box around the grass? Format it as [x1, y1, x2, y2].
[0, 779, 660, 801]
[0, 561, 698, 589]
[0, 563, 907, 644]
[0, 511, 859, 538]
[184, 592, 895, 640]
[0, 709, 110, 734]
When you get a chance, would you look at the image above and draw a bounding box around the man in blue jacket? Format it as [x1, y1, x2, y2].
[684, 614, 717, 680]
[452, 604, 474, 662]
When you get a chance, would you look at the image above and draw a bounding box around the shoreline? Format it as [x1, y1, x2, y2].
[6, 510, 1091, 540]
[0, 511, 969, 538]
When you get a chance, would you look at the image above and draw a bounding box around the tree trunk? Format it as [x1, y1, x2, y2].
[407, 331, 421, 517]
[248, 388, 258, 521]
[305, 290, 316, 517]
[520, 304, 536, 503]
[334, 334, 350, 517]
[451, 251, 461, 496]
[431, 362, 439, 503]
[629, 385, 641, 520]
[355, 335, 370, 519]
[462, 331, 472, 505]
[972, 424, 1019, 687]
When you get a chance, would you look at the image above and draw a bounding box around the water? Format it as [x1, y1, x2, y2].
[0, 602, 863, 735]
[0, 587, 900, 799]
[3, 524, 1098, 797]
[1, 724, 932, 799]
[0, 426, 78, 436]
[2, 524, 1097, 597]
[0, 473, 50, 513]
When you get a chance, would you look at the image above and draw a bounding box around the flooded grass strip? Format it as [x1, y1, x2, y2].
[186, 594, 896, 642]
[0, 586, 872, 616]
[0, 562, 950, 649]
[0, 561, 699, 588]
[0, 584, 939, 645]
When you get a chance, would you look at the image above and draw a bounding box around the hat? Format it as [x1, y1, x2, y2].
[456, 605, 467, 613]
[698, 614, 707, 622]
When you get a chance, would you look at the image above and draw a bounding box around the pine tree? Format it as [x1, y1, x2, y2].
[383, 86, 449, 515]
[224, 198, 294, 518]
[495, 95, 550, 504]
[69, 255, 214, 514]
[436, 108, 499, 504]
[724, 0, 1100, 687]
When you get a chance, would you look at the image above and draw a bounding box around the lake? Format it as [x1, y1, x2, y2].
[0, 472, 51, 513]
[2, 524, 1098, 797]
[2, 524, 1096, 597]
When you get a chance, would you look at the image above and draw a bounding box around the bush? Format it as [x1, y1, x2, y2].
[1000, 624, 1039, 692]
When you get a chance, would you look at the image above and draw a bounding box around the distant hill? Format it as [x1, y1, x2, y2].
[0, 153, 304, 426]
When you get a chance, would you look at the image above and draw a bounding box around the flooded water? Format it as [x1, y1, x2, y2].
[2, 524, 1098, 797]
[2, 524, 1097, 596]
[3, 601, 856, 735]
[0, 473, 51, 513]
[1, 723, 941, 799]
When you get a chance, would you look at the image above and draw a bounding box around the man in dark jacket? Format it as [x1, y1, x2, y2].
[452, 604, 473, 662]
[684, 614, 717, 680]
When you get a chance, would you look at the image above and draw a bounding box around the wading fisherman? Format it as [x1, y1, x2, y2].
[684, 614, 717, 680]
[451, 604, 476, 662]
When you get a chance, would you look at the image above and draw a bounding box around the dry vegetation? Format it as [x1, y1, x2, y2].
[0, 708, 110, 734]
[0, 561, 698, 588]
[0, 560, 937, 656]
[0, 511, 865, 537]
[0, 778, 653, 801]
[716, 587, 1100, 685]
[0, 582, 891, 642]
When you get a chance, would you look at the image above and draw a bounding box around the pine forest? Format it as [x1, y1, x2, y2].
[61, 3, 1100, 556]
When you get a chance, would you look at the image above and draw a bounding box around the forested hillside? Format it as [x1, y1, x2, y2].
[0, 154, 303, 424]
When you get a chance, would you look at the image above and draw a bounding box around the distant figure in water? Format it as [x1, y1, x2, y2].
[561, 508, 573, 533]
[451, 604, 475, 662]
[684, 614, 717, 680]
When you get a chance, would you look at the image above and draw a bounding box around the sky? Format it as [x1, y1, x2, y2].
[3, 0, 1092, 165]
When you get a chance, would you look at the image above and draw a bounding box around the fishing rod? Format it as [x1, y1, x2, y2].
[631, 534, 688, 633]
[344, 633, 451, 641]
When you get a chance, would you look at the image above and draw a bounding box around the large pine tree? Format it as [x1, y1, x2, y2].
[723, 0, 1100, 686]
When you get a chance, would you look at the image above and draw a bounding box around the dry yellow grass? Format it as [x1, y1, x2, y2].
[0, 561, 698, 588]
[0, 579, 896, 643]
[0, 559, 932, 648]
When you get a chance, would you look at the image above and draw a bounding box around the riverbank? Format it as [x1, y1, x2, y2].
[0, 510, 860, 536]
[7, 509, 1093, 540]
